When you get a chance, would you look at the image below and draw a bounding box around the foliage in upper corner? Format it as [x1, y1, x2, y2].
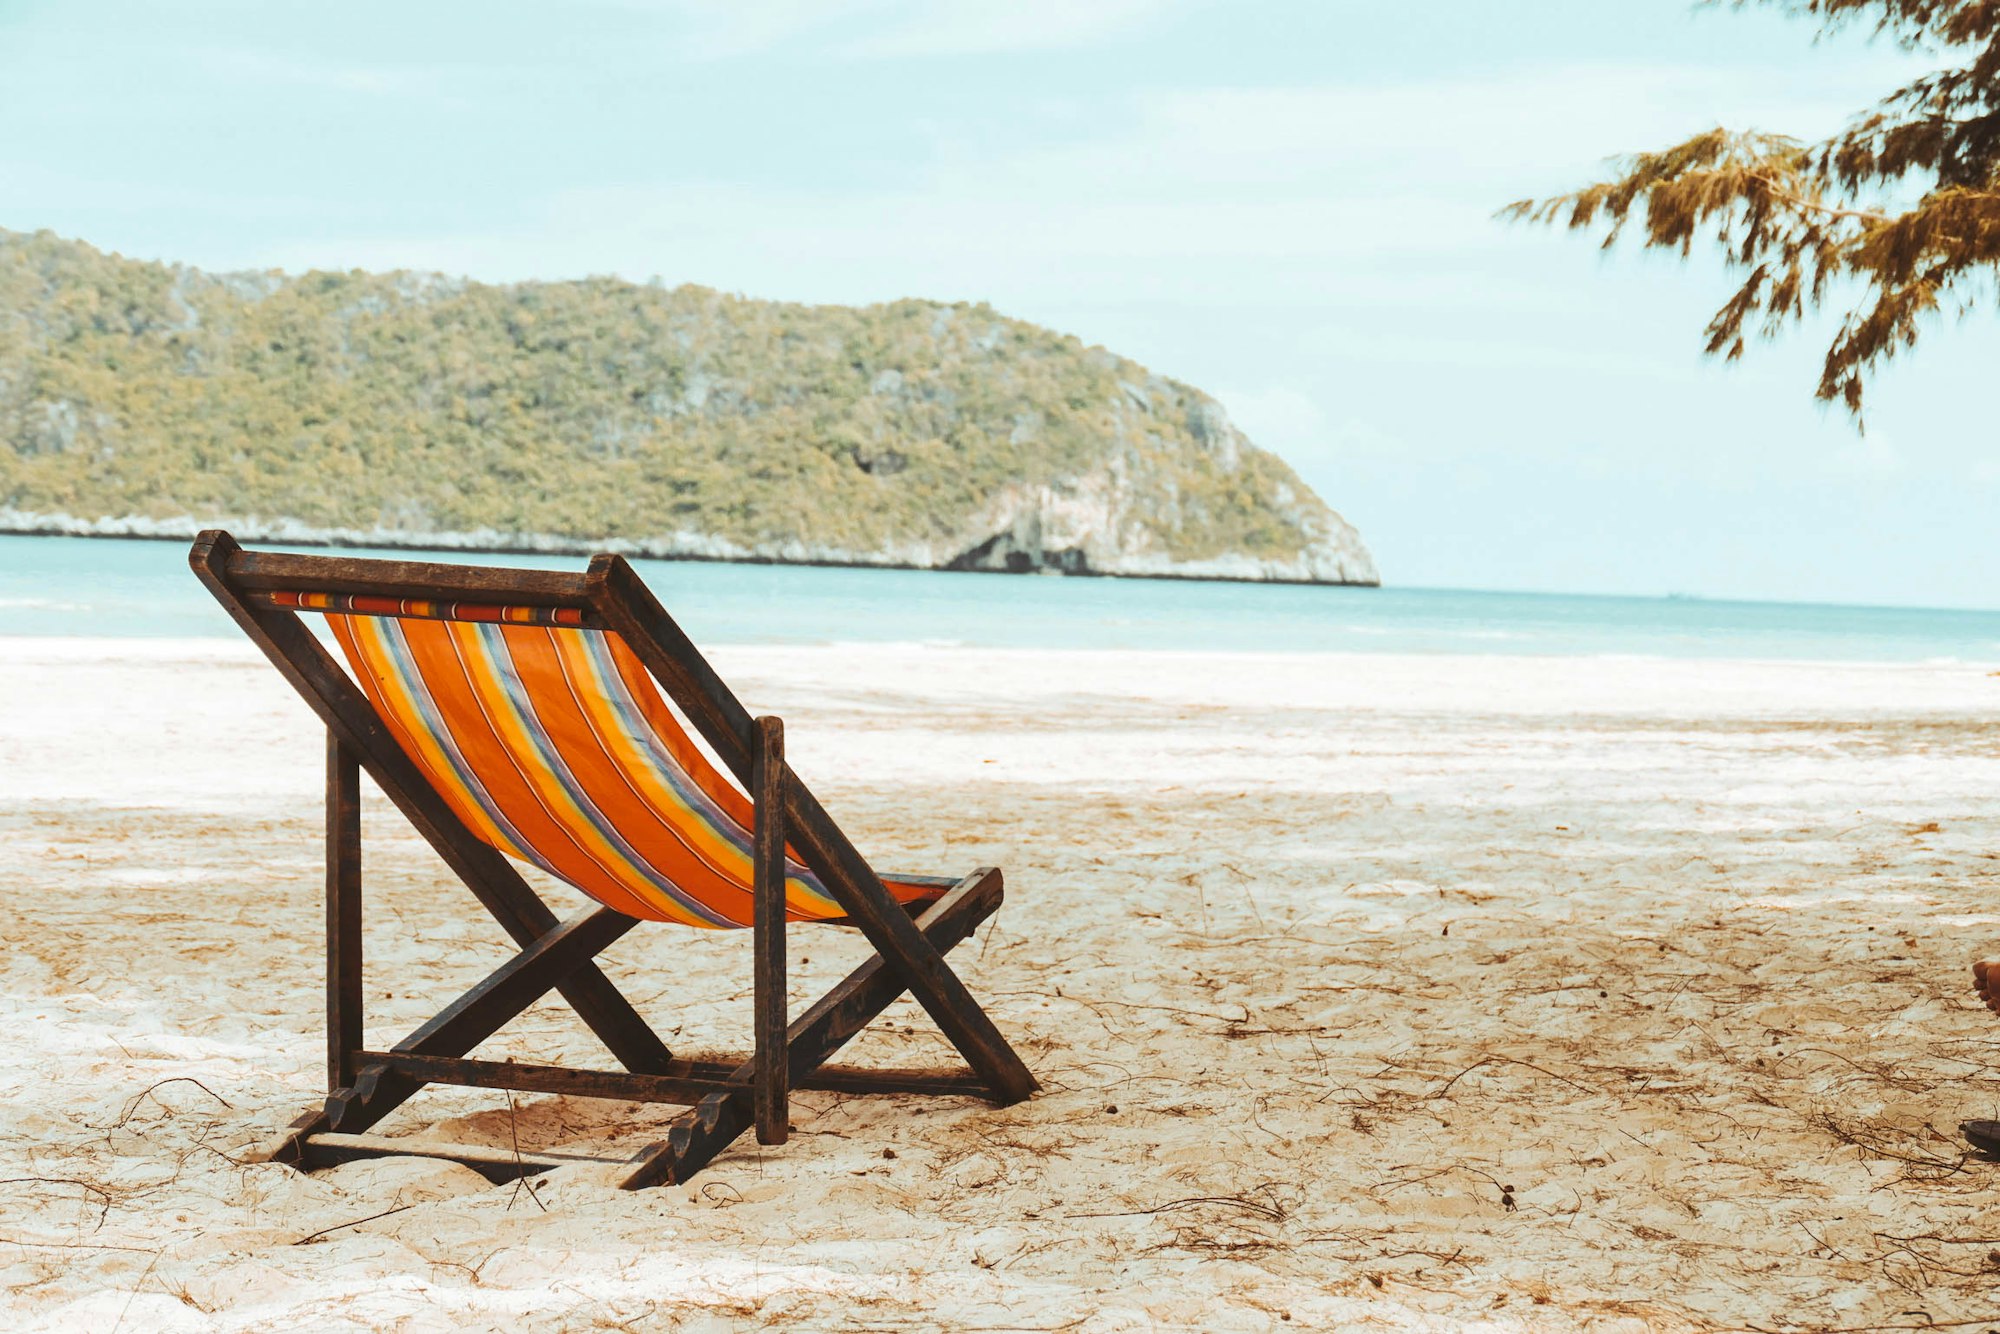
[0, 228, 1373, 581]
[1505, 0, 2000, 418]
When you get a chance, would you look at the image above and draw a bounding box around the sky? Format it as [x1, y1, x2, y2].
[2, 0, 1994, 608]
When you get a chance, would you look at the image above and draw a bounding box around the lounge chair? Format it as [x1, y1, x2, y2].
[189, 530, 1036, 1188]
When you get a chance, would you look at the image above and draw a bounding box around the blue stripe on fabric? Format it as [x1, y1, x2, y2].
[473, 623, 739, 929]
[577, 631, 840, 914]
[543, 633, 758, 897]
[368, 617, 561, 880]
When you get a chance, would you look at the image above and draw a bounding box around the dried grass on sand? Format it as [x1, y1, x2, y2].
[2, 641, 1998, 1331]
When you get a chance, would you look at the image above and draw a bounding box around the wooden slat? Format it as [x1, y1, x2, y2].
[752, 715, 789, 1146]
[326, 733, 363, 1092]
[244, 1107, 334, 1169]
[226, 547, 591, 607]
[353, 1050, 988, 1101]
[620, 867, 1005, 1188]
[874, 872, 962, 890]
[357, 1052, 724, 1105]
[794, 1066, 986, 1097]
[298, 1132, 613, 1182]
[243, 590, 611, 630]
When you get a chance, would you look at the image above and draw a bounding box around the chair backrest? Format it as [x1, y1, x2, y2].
[204, 549, 930, 928]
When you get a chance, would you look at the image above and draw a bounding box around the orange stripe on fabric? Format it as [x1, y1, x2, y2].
[600, 631, 943, 913]
[409, 619, 660, 920]
[466, 622, 737, 925]
[325, 610, 941, 925]
[440, 621, 684, 921]
[500, 626, 749, 926]
[554, 635, 754, 889]
[537, 633, 755, 912]
[607, 638, 757, 828]
[595, 635, 868, 918]
[328, 615, 531, 863]
[448, 621, 670, 921]
[539, 630, 771, 923]
[597, 634, 858, 918]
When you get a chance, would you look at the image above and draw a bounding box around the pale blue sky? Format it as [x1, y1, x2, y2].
[3, 0, 1992, 607]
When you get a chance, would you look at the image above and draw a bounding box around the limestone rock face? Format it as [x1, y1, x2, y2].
[928, 376, 1374, 583]
[0, 228, 1379, 585]
[941, 445, 1375, 584]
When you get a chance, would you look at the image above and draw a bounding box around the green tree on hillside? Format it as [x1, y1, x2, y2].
[0, 229, 1377, 583]
[1509, 0, 2000, 418]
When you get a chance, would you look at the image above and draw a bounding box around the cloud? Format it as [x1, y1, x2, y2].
[258, 59, 1909, 302]
[836, 0, 1183, 59]
[653, 0, 1185, 60]
[251, 176, 1493, 301]
[240, 53, 1939, 381]
[972, 58, 1930, 205]
[653, 0, 869, 58]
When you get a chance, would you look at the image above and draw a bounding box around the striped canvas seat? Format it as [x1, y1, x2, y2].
[272, 592, 937, 928]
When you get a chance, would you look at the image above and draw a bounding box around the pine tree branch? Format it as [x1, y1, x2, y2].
[1745, 174, 1896, 224]
[1508, 3, 2000, 420]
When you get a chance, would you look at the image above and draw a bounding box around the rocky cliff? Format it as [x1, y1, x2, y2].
[0, 229, 1377, 584]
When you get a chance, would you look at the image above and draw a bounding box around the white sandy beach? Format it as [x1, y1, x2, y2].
[3, 636, 1999, 1331]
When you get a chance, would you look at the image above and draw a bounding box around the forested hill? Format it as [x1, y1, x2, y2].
[0, 229, 1377, 584]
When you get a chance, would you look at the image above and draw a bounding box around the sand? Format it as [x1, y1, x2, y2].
[2, 636, 1999, 1331]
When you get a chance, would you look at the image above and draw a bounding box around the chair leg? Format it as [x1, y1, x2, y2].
[752, 716, 788, 1146]
[248, 733, 366, 1167]
[327, 732, 363, 1093]
[781, 789, 1038, 1105]
[621, 867, 1006, 1188]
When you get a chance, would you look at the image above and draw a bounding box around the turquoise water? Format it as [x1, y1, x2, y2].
[1, 533, 1997, 663]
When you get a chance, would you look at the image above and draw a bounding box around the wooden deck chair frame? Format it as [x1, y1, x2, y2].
[189, 530, 1037, 1188]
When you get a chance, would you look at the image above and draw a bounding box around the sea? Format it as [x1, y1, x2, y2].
[1, 533, 1997, 664]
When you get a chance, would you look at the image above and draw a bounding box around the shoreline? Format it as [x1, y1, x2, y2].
[0, 516, 1384, 589]
[6, 632, 1995, 704]
[6, 632, 1998, 676]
